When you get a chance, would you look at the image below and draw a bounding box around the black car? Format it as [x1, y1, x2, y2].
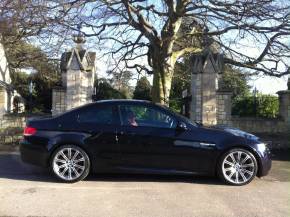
[20, 100, 271, 185]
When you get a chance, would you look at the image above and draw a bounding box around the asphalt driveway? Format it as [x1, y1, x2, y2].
[0, 151, 289, 217]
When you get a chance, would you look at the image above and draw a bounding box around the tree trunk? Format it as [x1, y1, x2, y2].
[151, 51, 175, 106]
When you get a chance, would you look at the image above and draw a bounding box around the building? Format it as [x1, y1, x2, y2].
[0, 37, 24, 116]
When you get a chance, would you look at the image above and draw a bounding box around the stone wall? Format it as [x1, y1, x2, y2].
[215, 90, 289, 133]
[0, 114, 50, 150]
[52, 88, 66, 115]
[216, 91, 232, 125]
[230, 117, 288, 133]
[0, 115, 26, 129]
[0, 115, 26, 148]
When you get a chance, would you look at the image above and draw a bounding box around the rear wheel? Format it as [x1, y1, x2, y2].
[218, 148, 258, 186]
[51, 145, 90, 183]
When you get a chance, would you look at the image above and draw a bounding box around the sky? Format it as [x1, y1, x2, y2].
[248, 75, 288, 95]
[232, 39, 289, 95]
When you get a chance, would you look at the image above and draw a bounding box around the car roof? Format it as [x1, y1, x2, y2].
[94, 99, 153, 105]
[94, 99, 178, 115]
[94, 99, 175, 113]
[61, 99, 156, 115]
[96, 99, 153, 103]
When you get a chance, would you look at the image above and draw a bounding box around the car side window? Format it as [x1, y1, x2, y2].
[77, 105, 113, 125]
[119, 105, 177, 129]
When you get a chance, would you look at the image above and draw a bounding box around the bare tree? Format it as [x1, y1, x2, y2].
[0, 0, 81, 56]
[2, 0, 289, 105]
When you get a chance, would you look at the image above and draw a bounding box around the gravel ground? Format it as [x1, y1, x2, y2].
[0, 151, 289, 217]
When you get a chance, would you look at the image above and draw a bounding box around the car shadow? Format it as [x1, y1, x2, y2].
[85, 173, 223, 185]
[0, 152, 55, 183]
[0, 152, 223, 185]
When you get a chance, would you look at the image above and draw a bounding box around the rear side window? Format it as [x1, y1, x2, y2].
[77, 105, 114, 125]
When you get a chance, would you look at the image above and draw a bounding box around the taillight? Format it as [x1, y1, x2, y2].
[23, 126, 37, 136]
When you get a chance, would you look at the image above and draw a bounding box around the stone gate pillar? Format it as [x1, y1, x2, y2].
[190, 51, 223, 125]
[277, 90, 290, 125]
[52, 30, 96, 114]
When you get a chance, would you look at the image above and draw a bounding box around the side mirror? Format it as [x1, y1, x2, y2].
[176, 121, 188, 131]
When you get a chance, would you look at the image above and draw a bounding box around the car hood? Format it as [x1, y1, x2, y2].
[209, 125, 260, 141]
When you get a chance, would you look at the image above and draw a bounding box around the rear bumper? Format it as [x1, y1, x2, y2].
[20, 140, 50, 168]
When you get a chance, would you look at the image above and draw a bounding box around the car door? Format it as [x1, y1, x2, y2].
[116, 103, 200, 172]
[75, 104, 120, 170]
[117, 103, 215, 173]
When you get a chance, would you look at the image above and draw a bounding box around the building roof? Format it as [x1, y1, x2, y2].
[191, 51, 224, 74]
[60, 48, 96, 72]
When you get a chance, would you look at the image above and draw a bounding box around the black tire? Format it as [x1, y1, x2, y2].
[217, 148, 258, 186]
[50, 145, 90, 183]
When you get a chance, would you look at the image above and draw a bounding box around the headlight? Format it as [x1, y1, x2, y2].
[257, 143, 266, 152]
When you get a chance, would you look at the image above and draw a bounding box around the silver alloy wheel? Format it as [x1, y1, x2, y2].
[52, 147, 86, 181]
[222, 150, 255, 184]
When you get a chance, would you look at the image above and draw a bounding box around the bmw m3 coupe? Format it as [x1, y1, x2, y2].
[20, 100, 271, 185]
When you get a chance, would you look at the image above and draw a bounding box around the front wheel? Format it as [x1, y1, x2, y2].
[218, 148, 258, 186]
[51, 145, 90, 183]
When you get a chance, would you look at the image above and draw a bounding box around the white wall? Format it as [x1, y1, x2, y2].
[0, 39, 11, 114]
[0, 39, 11, 84]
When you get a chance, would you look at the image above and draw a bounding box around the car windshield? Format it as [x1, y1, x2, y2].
[174, 112, 199, 126]
[155, 103, 198, 127]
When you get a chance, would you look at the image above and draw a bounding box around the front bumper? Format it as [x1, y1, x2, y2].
[20, 140, 50, 168]
[257, 147, 272, 177]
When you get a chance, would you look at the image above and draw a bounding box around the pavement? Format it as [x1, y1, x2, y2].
[0, 151, 289, 217]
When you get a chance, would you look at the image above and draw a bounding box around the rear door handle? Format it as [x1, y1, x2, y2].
[128, 131, 136, 136]
[120, 131, 136, 136]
